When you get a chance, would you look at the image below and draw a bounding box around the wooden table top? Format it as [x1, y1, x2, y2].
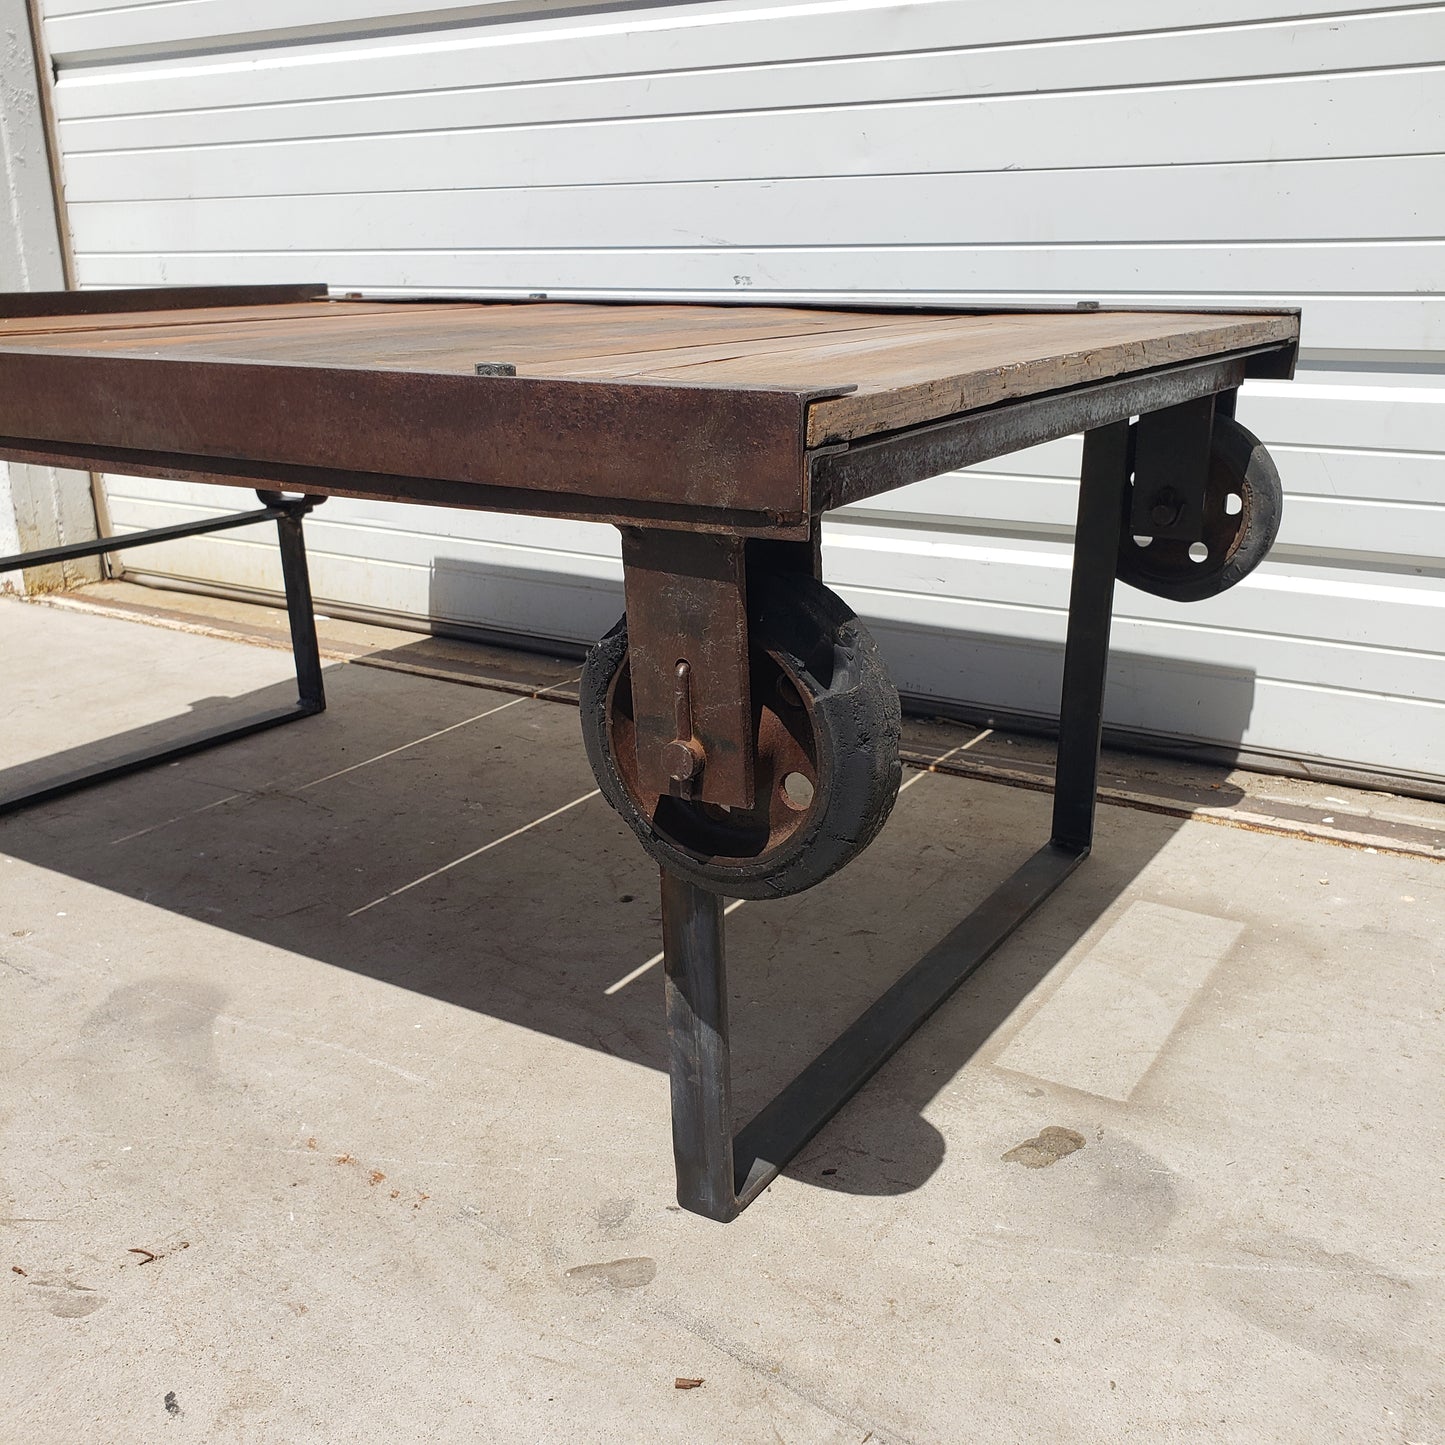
[0, 297, 1297, 446]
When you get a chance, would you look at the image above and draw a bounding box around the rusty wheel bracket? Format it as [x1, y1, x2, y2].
[1130, 393, 1217, 542]
[619, 528, 755, 809]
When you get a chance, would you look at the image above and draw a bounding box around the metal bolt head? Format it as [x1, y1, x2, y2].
[662, 738, 705, 784]
[1150, 490, 1184, 528]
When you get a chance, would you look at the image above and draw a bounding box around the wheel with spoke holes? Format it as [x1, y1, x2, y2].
[1117, 415, 1283, 602]
[580, 571, 901, 899]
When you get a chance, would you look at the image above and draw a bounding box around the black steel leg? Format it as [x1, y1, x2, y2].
[0, 493, 327, 815]
[662, 872, 738, 1220]
[1052, 419, 1129, 851]
[275, 504, 326, 714]
[659, 419, 1133, 1220]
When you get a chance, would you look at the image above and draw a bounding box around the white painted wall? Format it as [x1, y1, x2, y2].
[0, 0, 97, 590]
[32, 0, 1445, 781]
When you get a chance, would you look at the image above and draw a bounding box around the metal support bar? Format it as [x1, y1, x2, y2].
[274, 503, 326, 713]
[0, 504, 282, 574]
[0, 493, 327, 816]
[661, 419, 1132, 1221]
[1053, 420, 1129, 851]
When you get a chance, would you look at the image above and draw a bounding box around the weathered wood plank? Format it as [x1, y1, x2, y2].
[800, 313, 1299, 442]
[0, 298, 1298, 452]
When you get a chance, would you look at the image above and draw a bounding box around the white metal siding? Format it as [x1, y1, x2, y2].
[37, 0, 1445, 781]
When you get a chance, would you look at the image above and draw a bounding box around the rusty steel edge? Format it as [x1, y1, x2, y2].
[0, 284, 331, 319]
[809, 351, 1279, 510]
[0, 438, 815, 539]
[0, 348, 816, 524]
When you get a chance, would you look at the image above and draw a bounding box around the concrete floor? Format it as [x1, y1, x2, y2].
[1, 594, 1442, 1444]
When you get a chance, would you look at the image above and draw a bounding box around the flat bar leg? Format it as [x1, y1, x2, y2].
[661, 869, 739, 1222]
[275, 507, 326, 713]
[651, 415, 1149, 1222]
[0, 496, 326, 816]
[1052, 419, 1130, 852]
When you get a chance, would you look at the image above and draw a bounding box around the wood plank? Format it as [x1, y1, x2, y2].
[517, 310, 1299, 440]
[802, 313, 1299, 442]
[2, 302, 931, 367]
[0, 301, 1298, 446]
[0, 299, 426, 338]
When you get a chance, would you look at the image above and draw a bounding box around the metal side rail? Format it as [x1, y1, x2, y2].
[0, 490, 326, 816]
[661, 421, 1130, 1222]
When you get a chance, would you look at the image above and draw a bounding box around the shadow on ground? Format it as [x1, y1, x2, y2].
[1, 642, 1208, 1201]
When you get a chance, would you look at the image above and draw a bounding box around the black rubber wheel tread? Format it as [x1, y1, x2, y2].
[580, 571, 902, 899]
[1116, 414, 1283, 603]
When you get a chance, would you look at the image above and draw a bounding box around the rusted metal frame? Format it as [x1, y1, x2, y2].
[0, 350, 815, 523]
[0, 284, 329, 319]
[807, 351, 1280, 512]
[0, 438, 814, 538]
[745, 522, 824, 584]
[616, 513, 826, 812]
[619, 530, 755, 808]
[0, 492, 326, 816]
[661, 417, 1132, 1222]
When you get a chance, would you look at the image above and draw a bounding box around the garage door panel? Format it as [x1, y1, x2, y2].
[45, 0, 1440, 79]
[69, 251, 1445, 356]
[852, 599, 1445, 778]
[63, 68, 1445, 204]
[62, 241, 1445, 297]
[56, 10, 1445, 151]
[103, 475, 620, 559]
[44, 0, 1445, 781]
[67, 156, 1445, 255]
[829, 523, 1444, 642]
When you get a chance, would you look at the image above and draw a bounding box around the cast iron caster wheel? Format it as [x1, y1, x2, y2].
[581, 572, 901, 900]
[1117, 414, 1283, 603]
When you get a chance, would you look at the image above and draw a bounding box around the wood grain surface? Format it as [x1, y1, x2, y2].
[0, 298, 1297, 445]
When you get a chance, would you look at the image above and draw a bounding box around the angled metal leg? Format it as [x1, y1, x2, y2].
[273, 500, 326, 714]
[1052, 419, 1129, 851]
[0, 492, 327, 815]
[660, 419, 1132, 1221]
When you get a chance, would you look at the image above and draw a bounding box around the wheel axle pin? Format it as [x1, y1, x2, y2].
[664, 660, 706, 789]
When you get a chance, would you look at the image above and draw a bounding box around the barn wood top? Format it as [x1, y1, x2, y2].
[0, 296, 1299, 447]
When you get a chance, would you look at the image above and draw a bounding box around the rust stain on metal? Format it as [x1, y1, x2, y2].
[0, 350, 812, 523]
[620, 530, 754, 808]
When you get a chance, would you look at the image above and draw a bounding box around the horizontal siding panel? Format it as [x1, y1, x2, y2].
[859, 602, 1445, 776]
[102, 478, 619, 562]
[66, 157, 1445, 250]
[825, 524, 1445, 660]
[1242, 380, 1445, 450]
[55, 10, 1445, 147]
[63, 242, 1445, 297]
[60, 70, 1445, 203]
[846, 478, 1445, 565]
[69, 254, 1445, 353]
[105, 489, 1445, 696]
[44, 0, 1440, 67]
[109, 509, 1445, 776]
